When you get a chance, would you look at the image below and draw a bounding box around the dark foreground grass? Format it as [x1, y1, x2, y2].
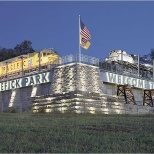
[0, 113, 154, 153]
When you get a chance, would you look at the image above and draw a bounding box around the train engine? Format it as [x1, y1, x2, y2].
[0, 48, 60, 79]
[100, 50, 153, 81]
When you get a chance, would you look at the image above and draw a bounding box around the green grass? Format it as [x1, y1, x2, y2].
[0, 113, 154, 153]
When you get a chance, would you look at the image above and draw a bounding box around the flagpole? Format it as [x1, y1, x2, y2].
[79, 15, 81, 63]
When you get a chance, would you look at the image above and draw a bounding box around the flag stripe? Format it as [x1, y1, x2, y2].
[80, 20, 91, 40]
[80, 27, 91, 40]
[80, 31, 91, 40]
[80, 19, 91, 50]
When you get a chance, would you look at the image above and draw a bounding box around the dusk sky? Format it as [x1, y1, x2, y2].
[0, 1, 154, 60]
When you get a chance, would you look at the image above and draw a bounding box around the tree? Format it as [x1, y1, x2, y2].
[0, 40, 35, 62]
[150, 49, 154, 60]
[14, 40, 35, 56]
[0, 48, 15, 62]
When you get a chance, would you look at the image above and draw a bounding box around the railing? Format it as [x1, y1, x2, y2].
[55, 54, 99, 66]
[99, 61, 153, 81]
[1, 53, 153, 82]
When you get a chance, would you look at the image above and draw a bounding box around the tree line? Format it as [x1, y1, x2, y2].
[134, 49, 154, 65]
[0, 40, 35, 62]
[1, 40, 154, 64]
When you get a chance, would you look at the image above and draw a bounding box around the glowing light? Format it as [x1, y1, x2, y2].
[101, 108, 109, 113]
[9, 90, 16, 107]
[75, 110, 81, 114]
[45, 109, 51, 112]
[89, 107, 95, 111]
[61, 107, 67, 111]
[75, 106, 80, 109]
[33, 106, 39, 109]
[89, 110, 95, 114]
[31, 85, 38, 97]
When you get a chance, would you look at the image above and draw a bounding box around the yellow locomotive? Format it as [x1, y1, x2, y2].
[0, 48, 60, 78]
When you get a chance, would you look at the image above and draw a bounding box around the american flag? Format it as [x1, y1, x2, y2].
[80, 20, 91, 48]
[80, 20, 91, 41]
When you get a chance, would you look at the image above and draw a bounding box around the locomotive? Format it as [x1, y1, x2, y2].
[101, 50, 153, 80]
[107, 50, 153, 67]
[108, 50, 134, 63]
[0, 48, 60, 79]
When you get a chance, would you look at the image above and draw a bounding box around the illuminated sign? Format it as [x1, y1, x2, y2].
[0, 72, 52, 91]
[101, 72, 154, 89]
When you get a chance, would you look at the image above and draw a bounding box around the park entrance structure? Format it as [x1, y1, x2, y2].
[0, 50, 154, 114]
[31, 58, 154, 114]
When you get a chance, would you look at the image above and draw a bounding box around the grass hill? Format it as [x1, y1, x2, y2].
[0, 113, 154, 153]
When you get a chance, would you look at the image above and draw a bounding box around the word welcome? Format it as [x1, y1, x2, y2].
[101, 72, 154, 89]
[0, 72, 52, 91]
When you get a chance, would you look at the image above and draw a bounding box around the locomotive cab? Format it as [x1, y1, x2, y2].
[109, 50, 134, 64]
[38, 49, 59, 67]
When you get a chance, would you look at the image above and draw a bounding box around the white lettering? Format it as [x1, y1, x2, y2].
[102, 72, 154, 90]
[138, 80, 143, 88]
[0, 72, 51, 91]
[108, 73, 116, 83]
[132, 79, 137, 87]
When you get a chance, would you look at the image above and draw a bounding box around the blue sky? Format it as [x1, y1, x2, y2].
[0, 1, 154, 60]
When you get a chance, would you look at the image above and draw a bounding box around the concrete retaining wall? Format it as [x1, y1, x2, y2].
[0, 62, 153, 114]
